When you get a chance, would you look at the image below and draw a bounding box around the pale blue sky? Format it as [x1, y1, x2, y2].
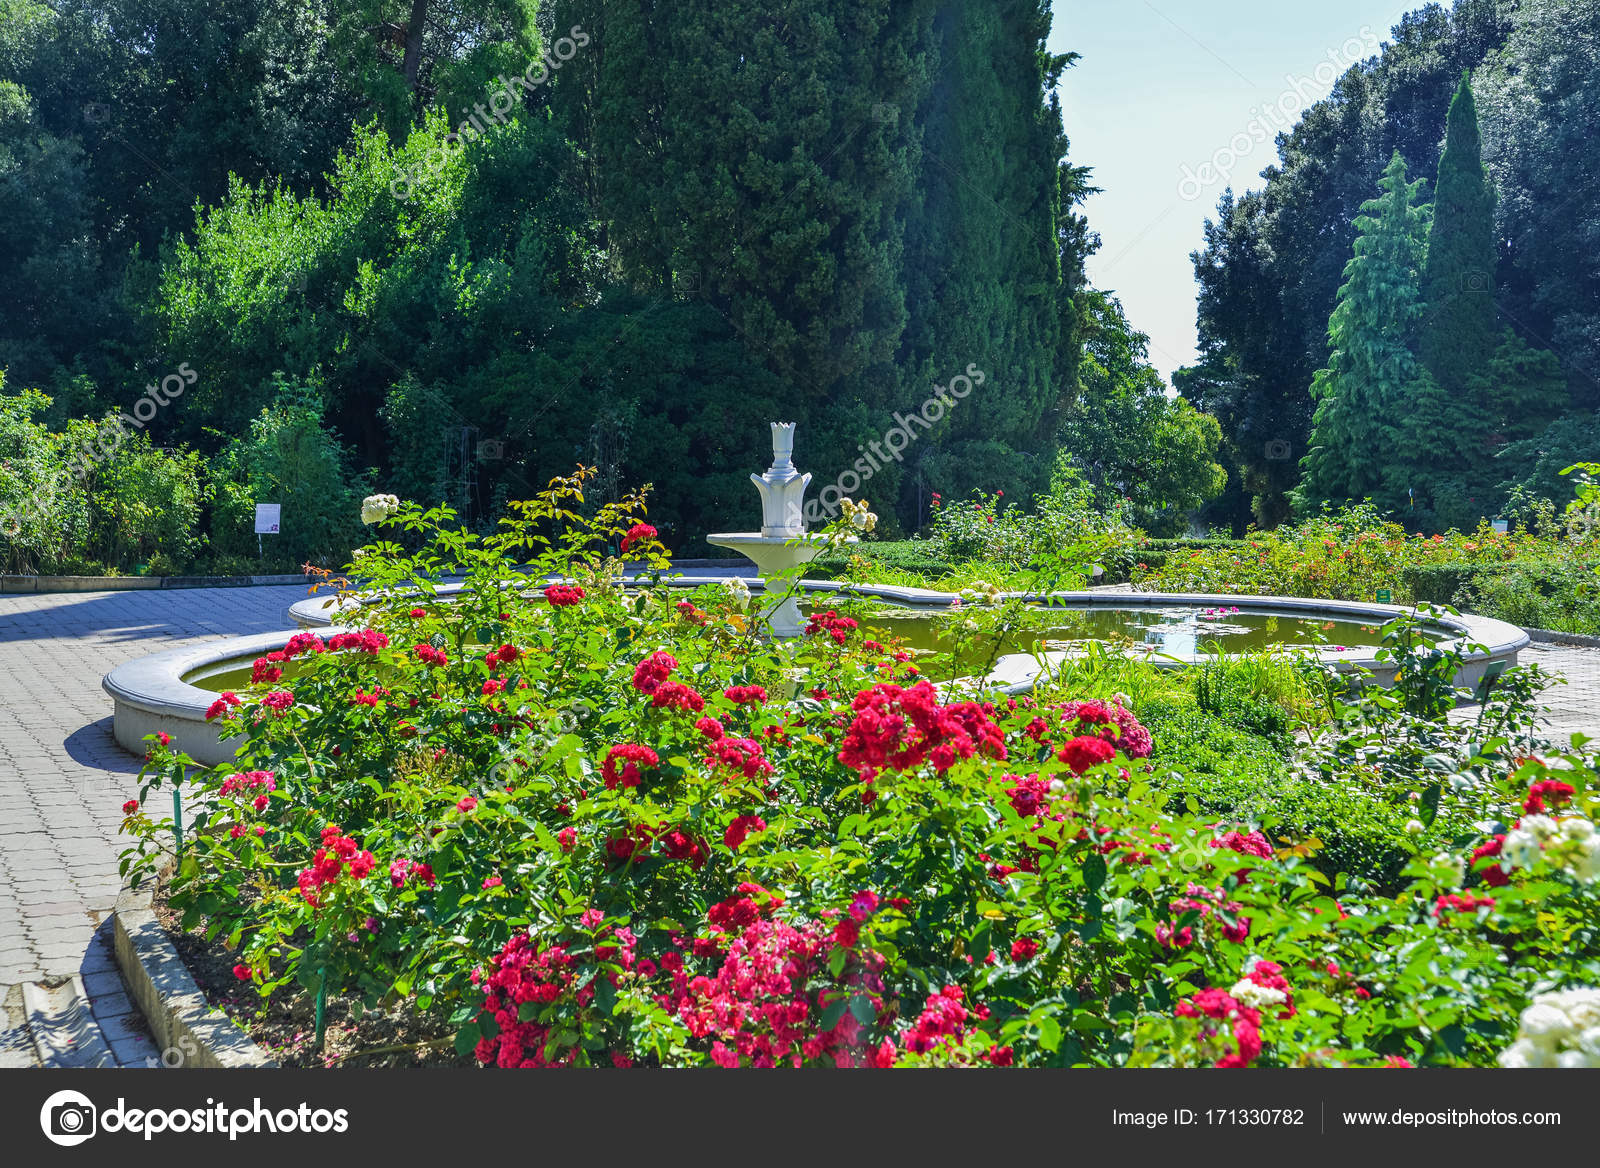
[1049, 0, 1427, 384]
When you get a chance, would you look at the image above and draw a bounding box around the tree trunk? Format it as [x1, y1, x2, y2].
[401, 0, 428, 95]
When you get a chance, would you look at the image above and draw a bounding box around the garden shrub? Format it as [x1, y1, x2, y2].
[808, 540, 954, 582]
[1451, 562, 1600, 635]
[69, 421, 206, 573]
[1132, 503, 1600, 632]
[0, 383, 89, 573]
[1142, 694, 1470, 891]
[120, 475, 1600, 1069]
[209, 377, 371, 570]
[926, 458, 1138, 577]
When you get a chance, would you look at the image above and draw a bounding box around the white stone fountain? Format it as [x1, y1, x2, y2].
[707, 422, 844, 637]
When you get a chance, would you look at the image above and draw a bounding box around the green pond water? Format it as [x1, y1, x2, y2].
[183, 602, 1438, 693]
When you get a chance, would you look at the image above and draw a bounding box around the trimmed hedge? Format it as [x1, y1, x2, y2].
[807, 539, 955, 581]
[1401, 559, 1600, 607]
[1103, 538, 1249, 582]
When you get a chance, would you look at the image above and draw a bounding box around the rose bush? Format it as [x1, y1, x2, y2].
[1131, 502, 1599, 606]
[120, 470, 1600, 1067]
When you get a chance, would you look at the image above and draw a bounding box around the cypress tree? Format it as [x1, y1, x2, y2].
[1411, 69, 1568, 523]
[549, 0, 938, 519]
[1296, 151, 1431, 512]
[549, 1, 1090, 530]
[1419, 71, 1498, 400]
[895, 0, 1085, 520]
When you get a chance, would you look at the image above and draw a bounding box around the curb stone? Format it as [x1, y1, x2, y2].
[112, 883, 277, 1069]
[0, 984, 39, 1067]
[1525, 627, 1600, 649]
[21, 978, 116, 1067]
[2, 573, 311, 594]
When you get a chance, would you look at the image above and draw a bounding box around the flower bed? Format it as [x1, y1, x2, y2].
[119, 474, 1600, 1068]
[1124, 504, 1600, 635]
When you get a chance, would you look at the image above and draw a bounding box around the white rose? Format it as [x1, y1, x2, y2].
[1560, 818, 1595, 842]
[1498, 1038, 1556, 1068]
[1556, 1049, 1600, 1069]
[1571, 837, 1600, 882]
[726, 577, 751, 611]
[1575, 1026, 1600, 1058]
[1545, 989, 1600, 1031]
[1523, 814, 1560, 840]
[1230, 979, 1287, 1011]
[361, 493, 400, 525]
[1519, 1002, 1575, 1045]
[1403, 819, 1424, 835]
[1503, 828, 1543, 868]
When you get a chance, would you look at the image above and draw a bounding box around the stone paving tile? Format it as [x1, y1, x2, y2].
[82, 969, 127, 1000]
[0, 585, 308, 982]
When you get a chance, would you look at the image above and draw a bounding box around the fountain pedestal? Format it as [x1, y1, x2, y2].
[706, 422, 850, 637]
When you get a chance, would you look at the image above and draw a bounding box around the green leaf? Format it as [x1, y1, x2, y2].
[1036, 1014, 1062, 1051]
[1082, 853, 1107, 894]
[828, 945, 848, 978]
[1419, 781, 1442, 829]
[819, 996, 849, 1032]
[848, 995, 876, 1025]
[454, 1022, 481, 1056]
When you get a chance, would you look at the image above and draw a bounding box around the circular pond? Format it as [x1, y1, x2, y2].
[104, 580, 1528, 764]
[185, 600, 1422, 694]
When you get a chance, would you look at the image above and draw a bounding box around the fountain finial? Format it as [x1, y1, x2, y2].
[768, 422, 798, 480]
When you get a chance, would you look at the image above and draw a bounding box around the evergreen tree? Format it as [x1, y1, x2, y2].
[1296, 151, 1432, 512]
[547, 0, 1090, 532]
[895, 1, 1090, 523]
[1419, 71, 1499, 399]
[1410, 69, 1567, 524]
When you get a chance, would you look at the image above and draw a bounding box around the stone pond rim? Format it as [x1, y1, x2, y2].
[101, 579, 1529, 766]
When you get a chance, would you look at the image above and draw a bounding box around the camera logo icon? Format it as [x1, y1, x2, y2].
[1461, 270, 1491, 293]
[476, 438, 506, 462]
[1264, 438, 1292, 461]
[40, 1089, 97, 1146]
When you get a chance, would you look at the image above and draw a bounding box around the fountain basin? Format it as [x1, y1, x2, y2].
[285, 580, 1526, 684]
[102, 581, 1527, 764]
[101, 629, 354, 766]
[704, 531, 848, 637]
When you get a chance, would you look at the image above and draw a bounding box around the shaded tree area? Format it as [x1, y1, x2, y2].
[1183, 0, 1597, 532]
[4, 0, 1116, 558]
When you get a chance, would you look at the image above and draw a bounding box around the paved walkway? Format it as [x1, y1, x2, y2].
[0, 583, 1596, 1065]
[1517, 641, 1600, 745]
[0, 585, 308, 1064]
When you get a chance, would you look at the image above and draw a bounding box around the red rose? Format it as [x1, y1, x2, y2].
[1056, 735, 1116, 774]
[620, 523, 658, 554]
[1010, 937, 1040, 962]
